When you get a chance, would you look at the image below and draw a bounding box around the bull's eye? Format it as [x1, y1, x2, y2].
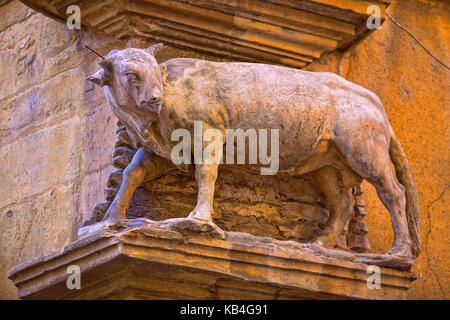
[126, 72, 138, 84]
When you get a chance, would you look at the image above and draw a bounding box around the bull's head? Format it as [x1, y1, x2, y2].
[87, 43, 164, 116]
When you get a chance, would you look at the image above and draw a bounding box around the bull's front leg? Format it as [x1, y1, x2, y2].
[188, 162, 219, 222]
[103, 147, 154, 221]
[157, 145, 224, 238]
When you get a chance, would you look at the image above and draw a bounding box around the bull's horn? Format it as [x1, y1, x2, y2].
[107, 49, 119, 58]
[146, 43, 164, 56]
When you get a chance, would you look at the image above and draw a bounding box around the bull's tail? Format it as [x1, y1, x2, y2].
[389, 130, 421, 258]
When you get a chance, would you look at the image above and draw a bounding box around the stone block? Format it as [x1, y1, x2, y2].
[0, 119, 80, 206]
[0, 14, 42, 100]
[81, 102, 117, 172]
[41, 40, 86, 82]
[0, 182, 78, 298]
[0, 67, 85, 145]
[0, 0, 34, 33]
[80, 165, 115, 222]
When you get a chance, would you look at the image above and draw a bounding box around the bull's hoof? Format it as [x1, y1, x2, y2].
[187, 208, 213, 222]
[102, 203, 127, 222]
[158, 217, 226, 239]
[387, 245, 413, 258]
[355, 252, 414, 270]
[78, 218, 131, 238]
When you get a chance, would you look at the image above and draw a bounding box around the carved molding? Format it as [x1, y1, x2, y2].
[20, 0, 389, 67]
[8, 221, 415, 300]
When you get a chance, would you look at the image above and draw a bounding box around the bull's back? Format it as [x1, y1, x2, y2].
[161, 58, 387, 170]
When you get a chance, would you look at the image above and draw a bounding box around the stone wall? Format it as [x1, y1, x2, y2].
[0, 0, 116, 298]
[0, 0, 448, 299]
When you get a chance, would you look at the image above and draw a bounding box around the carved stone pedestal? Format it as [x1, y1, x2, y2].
[8, 219, 416, 300]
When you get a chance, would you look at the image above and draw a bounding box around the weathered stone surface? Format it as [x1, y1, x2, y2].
[81, 103, 117, 172]
[0, 0, 34, 32]
[0, 119, 80, 206]
[8, 222, 417, 300]
[80, 165, 115, 222]
[0, 2, 243, 297]
[0, 13, 41, 100]
[0, 2, 128, 298]
[0, 183, 78, 299]
[132, 169, 329, 242]
[0, 67, 85, 146]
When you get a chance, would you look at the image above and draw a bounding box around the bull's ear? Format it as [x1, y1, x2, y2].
[97, 58, 113, 72]
[87, 69, 108, 87]
[145, 43, 163, 56]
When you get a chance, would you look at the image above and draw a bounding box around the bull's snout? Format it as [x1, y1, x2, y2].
[149, 96, 162, 104]
[141, 91, 162, 106]
[140, 90, 162, 114]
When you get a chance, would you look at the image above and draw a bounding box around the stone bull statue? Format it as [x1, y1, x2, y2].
[87, 43, 420, 259]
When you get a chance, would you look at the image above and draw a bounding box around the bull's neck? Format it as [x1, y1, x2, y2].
[139, 106, 173, 158]
[104, 86, 165, 153]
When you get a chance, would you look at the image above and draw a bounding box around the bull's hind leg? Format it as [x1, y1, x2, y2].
[371, 166, 412, 257]
[311, 166, 356, 249]
[333, 134, 412, 257]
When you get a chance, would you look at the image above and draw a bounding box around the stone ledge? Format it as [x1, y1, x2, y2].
[8, 219, 416, 299]
[19, 0, 390, 68]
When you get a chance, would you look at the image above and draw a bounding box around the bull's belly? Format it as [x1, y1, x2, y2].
[145, 119, 326, 174]
[203, 125, 323, 174]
